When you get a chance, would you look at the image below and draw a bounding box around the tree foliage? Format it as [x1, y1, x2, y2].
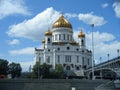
[32, 63, 64, 79]
[32, 62, 51, 78]
[0, 59, 9, 75]
[8, 62, 22, 78]
[55, 64, 64, 78]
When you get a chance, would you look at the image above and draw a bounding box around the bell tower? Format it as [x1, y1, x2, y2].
[78, 28, 86, 49]
[44, 28, 52, 48]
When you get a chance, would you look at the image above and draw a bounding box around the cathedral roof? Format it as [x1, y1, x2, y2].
[52, 15, 72, 29]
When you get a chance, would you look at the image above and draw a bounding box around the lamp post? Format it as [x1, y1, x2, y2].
[38, 58, 40, 80]
[91, 24, 95, 80]
[117, 49, 119, 57]
[100, 57, 102, 79]
[107, 53, 110, 68]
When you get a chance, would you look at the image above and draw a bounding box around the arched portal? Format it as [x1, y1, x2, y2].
[66, 66, 71, 70]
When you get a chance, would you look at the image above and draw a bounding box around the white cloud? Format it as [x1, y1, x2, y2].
[78, 12, 106, 26]
[9, 39, 20, 45]
[73, 30, 120, 64]
[113, 2, 120, 18]
[9, 47, 34, 55]
[101, 3, 109, 8]
[7, 7, 60, 41]
[65, 13, 78, 19]
[0, 0, 30, 19]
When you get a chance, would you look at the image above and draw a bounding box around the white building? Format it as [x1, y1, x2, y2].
[34, 15, 92, 75]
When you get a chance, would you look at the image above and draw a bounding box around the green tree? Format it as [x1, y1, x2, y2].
[55, 64, 64, 78]
[8, 62, 22, 78]
[32, 62, 51, 78]
[0, 59, 9, 75]
[32, 61, 41, 78]
[41, 63, 51, 78]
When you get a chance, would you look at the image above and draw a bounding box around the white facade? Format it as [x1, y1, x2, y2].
[34, 15, 92, 74]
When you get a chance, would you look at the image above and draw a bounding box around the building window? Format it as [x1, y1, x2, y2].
[67, 47, 70, 50]
[67, 34, 69, 40]
[57, 47, 60, 51]
[65, 56, 71, 62]
[77, 56, 79, 63]
[58, 55, 60, 63]
[76, 66, 80, 70]
[88, 59, 89, 65]
[76, 48, 79, 51]
[48, 49, 50, 52]
[82, 57, 84, 65]
[63, 34, 65, 40]
[55, 35, 57, 40]
[48, 38, 50, 43]
[38, 57, 41, 64]
[47, 56, 50, 63]
[81, 39, 84, 46]
[59, 34, 61, 40]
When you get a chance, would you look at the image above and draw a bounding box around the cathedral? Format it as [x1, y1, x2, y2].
[34, 15, 92, 75]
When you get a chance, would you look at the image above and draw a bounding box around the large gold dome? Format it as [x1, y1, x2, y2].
[52, 15, 72, 29]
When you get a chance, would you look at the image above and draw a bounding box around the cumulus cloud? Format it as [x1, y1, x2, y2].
[65, 13, 78, 19]
[101, 3, 109, 8]
[0, 0, 30, 19]
[9, 47, 34, 55]
[113, 2, 120, 18]
[7, 7, 60, 41]
[9, 39, 20, 45]
[73, 30, 120, 64]
[78, 12, 106, 26]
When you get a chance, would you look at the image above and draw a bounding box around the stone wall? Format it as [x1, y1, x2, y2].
[0, 79, 108, 90]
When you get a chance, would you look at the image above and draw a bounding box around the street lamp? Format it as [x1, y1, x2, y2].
[91, 24, 95, 80]
[100, 57, 102, 64]
[107, 53, 110, 68]
[117, 49, 119, 57]
[38, 58, 40, 80]
[100, 57, 102, 79]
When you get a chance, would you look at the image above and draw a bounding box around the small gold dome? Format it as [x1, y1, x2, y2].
[78, 29, 85, 38]
[45, 28, 52, 36]
[42, 38, 45, 43]
[52, 15, 72, 29]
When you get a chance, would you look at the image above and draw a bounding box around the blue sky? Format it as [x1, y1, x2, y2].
[0, 0, 120, 71]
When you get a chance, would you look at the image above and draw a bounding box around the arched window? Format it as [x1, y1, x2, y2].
[67, 47, 70, 50]
[76, 66, 80, 70]
[63, 34, 65, 40]
[48, 38, 50, 43]
[81, 39, 84, 46]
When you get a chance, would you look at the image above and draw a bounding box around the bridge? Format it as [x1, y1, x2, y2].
[85, 56, 120, 79]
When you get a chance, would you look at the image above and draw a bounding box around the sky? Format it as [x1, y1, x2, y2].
[0, 0, 120, 72]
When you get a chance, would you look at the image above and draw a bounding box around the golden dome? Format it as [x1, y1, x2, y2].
[78, 29, 85, 38]
[52, 15, 72, 29]
[42, 38, 45, 43]
[45, 28, 52, 36]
